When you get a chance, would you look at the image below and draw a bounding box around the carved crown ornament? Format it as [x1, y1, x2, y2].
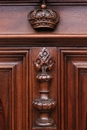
[33, 48, 57, 127]
[28, 0, 60, 30]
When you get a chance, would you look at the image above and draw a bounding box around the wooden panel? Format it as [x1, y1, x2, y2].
[0, 70, 10, 130]
[30, 47, 60, 130]
[0, 0, 87, 4]
[0, 6, 87, 35]
[59, 48, 87, 130]
[0, 49, 29, 130]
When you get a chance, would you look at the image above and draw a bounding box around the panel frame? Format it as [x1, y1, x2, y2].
[0, 48, 29, 130]
[58, 47, 87, 130]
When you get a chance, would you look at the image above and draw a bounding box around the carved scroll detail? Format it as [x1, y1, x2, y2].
[33, 48, 56, 127]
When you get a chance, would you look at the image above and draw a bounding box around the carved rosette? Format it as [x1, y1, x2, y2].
[33, 48, 56, 127]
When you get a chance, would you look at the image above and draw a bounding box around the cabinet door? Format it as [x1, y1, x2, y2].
[0, 48, 29, 130]
[58, 48, 87, 130]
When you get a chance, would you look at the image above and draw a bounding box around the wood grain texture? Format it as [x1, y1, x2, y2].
[0, 0, 87, 4]
[0, 2, 87, 130]
[0, 6, 87, 35]
[30, 47, 59, 130]
[58, 47, 87, 130]
[0, 48, 29, 130]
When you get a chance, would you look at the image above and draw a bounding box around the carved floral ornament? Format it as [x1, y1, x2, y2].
[33, 48, 56, 127]
[28, 0, 60, 30]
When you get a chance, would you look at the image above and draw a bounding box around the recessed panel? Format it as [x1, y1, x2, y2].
[0, 49, 29, 130]
[59, 48, 87, 130]
[0, 70, 11, 130]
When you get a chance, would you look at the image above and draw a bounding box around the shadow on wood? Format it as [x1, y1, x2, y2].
[0, 99, 5, 130]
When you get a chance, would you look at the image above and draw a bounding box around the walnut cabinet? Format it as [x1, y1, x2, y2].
[0, 1, 87, 130]
[0, 36, 87, 130]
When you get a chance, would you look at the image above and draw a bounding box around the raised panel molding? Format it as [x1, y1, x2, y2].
[0, 49, 29, 130]
[58, 48, 87, 130]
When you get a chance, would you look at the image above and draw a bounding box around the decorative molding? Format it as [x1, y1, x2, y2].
[28, 0, 60, 30]
[0, 99, 5, 130]
[33, 47, 56, 127]
[0, 2, 87, 6]
[1, 2, 87, 6]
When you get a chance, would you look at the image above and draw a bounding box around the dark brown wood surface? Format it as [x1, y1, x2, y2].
[0, 48, 29, 130]
[30, 48, 59, 130]
[58, 47, 87, 130]
[0, 39, 87, 130]
[1, 0, 87, 3]
[0, 5, 87, 35]
[0, 2, 87, 130]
